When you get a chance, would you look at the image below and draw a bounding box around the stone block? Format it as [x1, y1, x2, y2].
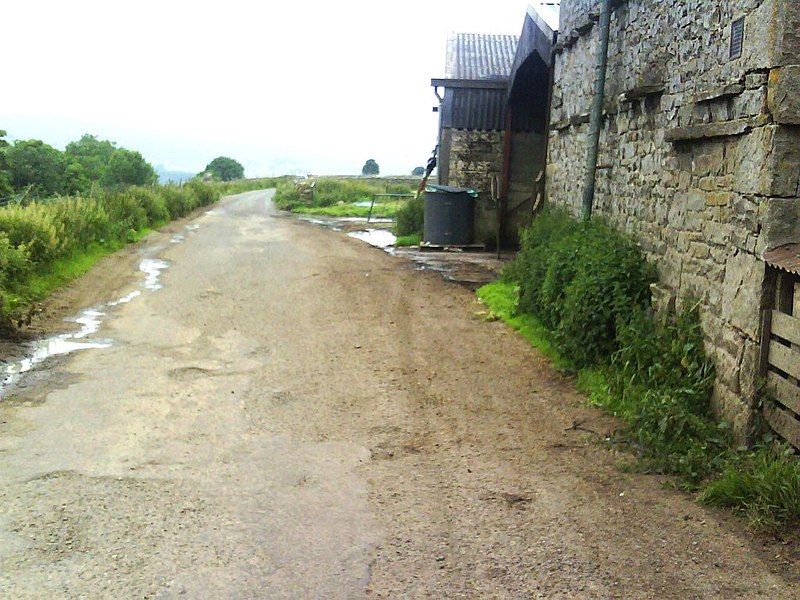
[775, 0, 800, 66]
[703, 221, 731, 245]
[732, 88, 768, 118]
[733, 125, 775, 195]
[739, 340, 761, 402]
[746, 72, 769, 89]
[712, 383, 755, 446]
[686, 189, 706, 211]
[768, 66, 800, 124]
[720, 252, 765, 340]
[757, 197, 800, 252]
[706, 191, 731, 206]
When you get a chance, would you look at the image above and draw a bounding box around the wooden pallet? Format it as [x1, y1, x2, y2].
[418, 242, 486, 252]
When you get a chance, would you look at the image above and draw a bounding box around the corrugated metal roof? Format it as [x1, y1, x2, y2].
[442, 87, 508, 131]
[445, 33, 519, 81]
[764, 244, 800, 276]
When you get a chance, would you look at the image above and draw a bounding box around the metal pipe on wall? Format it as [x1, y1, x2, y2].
[581, 0, 612, 221]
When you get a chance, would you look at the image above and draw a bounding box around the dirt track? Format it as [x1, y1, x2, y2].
[0, 190, 798, 598]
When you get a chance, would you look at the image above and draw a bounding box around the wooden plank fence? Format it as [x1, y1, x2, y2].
[760, 308, 800, 449]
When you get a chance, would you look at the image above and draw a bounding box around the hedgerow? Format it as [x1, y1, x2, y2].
[0, 182, 230, 331]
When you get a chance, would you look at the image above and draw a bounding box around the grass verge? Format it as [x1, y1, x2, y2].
[477, 279, 800, 528]
[395, 233, 421, 247]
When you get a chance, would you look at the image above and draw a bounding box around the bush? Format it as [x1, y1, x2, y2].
[509, 208, 656, 367]
[395, 194, 423, 237]
[102, 191, 149, 240]
[273, 179, 304, 210]
[127, 186, 169, 224]
[0, 202, 61, 265]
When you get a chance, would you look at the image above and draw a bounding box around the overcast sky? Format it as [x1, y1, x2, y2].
[3, 0, 538, 177]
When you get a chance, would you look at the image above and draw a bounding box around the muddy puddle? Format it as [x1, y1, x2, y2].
[1, 224, 200, 397]
[297, 214, 511, 286]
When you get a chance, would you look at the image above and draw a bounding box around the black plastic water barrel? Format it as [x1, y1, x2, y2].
[423, 185, 476, 245]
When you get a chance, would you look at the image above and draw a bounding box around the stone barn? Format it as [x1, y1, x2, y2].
[432, 3, 558, 246]
[546, 0, 800, 443]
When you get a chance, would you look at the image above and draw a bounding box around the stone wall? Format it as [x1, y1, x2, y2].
[445, 129, 506, 245]
[547, 0, 800, 440]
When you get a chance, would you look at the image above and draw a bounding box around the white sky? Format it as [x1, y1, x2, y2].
[2, 0, 536, 177]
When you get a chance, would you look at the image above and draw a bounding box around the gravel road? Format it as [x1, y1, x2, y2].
[0, 190, 797, 598]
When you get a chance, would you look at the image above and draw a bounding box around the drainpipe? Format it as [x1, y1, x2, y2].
[581, 0, 612, 221]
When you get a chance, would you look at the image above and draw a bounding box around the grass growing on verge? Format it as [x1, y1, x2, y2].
[294, 201, 403, 219]
[479, 207, 800, 527]
[476, 282, 566, 368]
[700, 447, 800, 528]
[394, 233, 421, 247]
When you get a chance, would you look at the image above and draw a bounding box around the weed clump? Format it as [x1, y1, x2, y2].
[394, 194, 423, 238]
[700, 447, 800, 527]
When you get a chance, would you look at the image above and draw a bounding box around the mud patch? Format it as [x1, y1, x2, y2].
[168, 366, 214, 381]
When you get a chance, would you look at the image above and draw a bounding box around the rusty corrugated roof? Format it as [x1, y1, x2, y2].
[445, 33, 518, 81]
[763, 244, 800, 275]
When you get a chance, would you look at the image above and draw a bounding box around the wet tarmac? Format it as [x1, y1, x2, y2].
[1, 223, 201, 397]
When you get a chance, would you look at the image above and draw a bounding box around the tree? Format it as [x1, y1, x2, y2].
[203, 156, 244, 181]
[65, 134, 117, 183]
[5, 139, 81, 197]
[0, 131, 12, 199]
[411, 166, 425, 176]
[103, 149, 157, 187]
[362, 159, 379, 176]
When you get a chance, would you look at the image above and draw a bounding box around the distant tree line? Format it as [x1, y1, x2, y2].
[0, 131, 157, 200]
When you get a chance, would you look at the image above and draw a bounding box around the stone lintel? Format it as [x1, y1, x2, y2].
[665, 115, 772, 143]
[621, 84, 666, 102]
[694, 83, 745, 103]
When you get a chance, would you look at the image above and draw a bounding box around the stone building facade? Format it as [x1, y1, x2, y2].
[444, 129, 507, 244]
[433, 6, 558, 246]
[547, 0, 800, 439]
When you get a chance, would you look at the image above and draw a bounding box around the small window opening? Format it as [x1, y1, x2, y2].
[730, 17, 745, 59]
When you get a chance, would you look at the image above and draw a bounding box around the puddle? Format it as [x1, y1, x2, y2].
[1, 256, 173, 397]
[140, 258, 169, 291]
[348, 229, 397, 249]
[185, 224, 200, 231]
[2, 308, 112, 390]
[170, 234, 185, 244]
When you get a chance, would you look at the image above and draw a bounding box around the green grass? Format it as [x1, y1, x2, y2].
[476, 281, 568, 369]
[478, 278, 800, 527]
[293, 201, 403, 219]
[700, 447, 800, 528]
[395, 233, 421, 247]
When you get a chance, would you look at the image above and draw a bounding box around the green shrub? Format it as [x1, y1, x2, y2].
[0, 232, 31, 285]
[273, 179, 303, 210]
[0, 202, 61, 265]
[509, 208, 656, 366]
[161, 185, 199, 218]
[127, 186, 169, 224]
[102, 191, 149, 240]
[394, 194, 423, 237]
